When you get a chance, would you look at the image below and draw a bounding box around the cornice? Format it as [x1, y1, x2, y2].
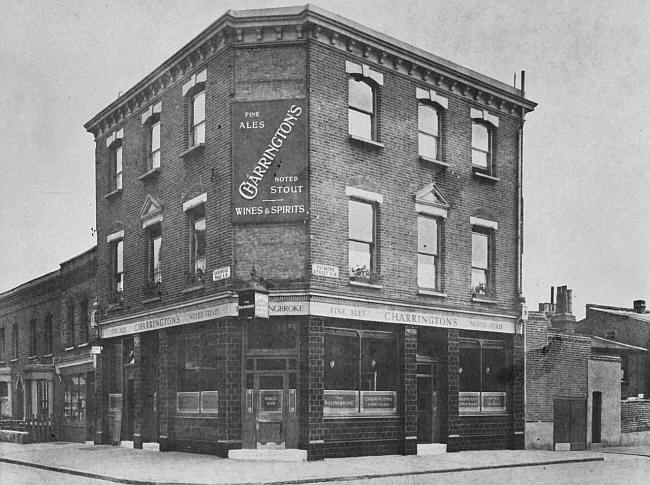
[85, 5, 536, 138]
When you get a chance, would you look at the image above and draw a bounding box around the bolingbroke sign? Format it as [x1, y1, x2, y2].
[232, 99, 308, 223]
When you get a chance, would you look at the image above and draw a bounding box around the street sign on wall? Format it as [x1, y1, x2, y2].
[232, 99, 308, 224]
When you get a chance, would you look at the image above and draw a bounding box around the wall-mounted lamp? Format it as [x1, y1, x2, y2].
[371, 359, 376, 368]
[329, 360, 335, 369]
[458, 367, 463, 374]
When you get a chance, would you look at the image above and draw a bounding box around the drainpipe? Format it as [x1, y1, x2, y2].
[518, 71, 527, 445]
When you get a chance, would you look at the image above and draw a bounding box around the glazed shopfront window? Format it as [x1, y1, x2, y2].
[458, 337, 508, 414]
[177, 332, 220, 413]
[63, 375, 86, 422]
[324, 328, 397, 416]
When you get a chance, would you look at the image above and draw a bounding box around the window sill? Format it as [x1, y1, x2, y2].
[183, 284, 206, 294]
[138, 167, 161, 181]
[349, 134, 385, 149]
[103, 188, 122, 199]
[77, 343, 89, 348]
[324, 414, 398, 420]
[107, 303, 123, 312]
[349, 280, 383, 289]
[419, 155, 449, 168]
[472, 296, 497, 304]
[10, 359, 18, 363]
[472, 170, 500, 182]
[180, 143, 205, 159]
[459, 412, 509, 417]
[64, 346, 75, 352]
[418, 288, 447, 297]
[142, 296, 161, 304]
[44, 353, 53, 358]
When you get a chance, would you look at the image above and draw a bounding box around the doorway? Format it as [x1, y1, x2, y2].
[417, 361, 440, 443]
[242, 358, 297, 449]
[592, 392, 602, 444]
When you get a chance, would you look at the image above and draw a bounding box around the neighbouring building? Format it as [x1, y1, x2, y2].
[84, 5, 536, 459]
[526, 287, 623, 450]
[576, 300, 650, 399]
[0, 248, 96, 443]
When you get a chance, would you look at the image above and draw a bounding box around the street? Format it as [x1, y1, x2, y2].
[1, 449, 648, 485]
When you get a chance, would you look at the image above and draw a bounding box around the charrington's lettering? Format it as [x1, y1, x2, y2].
[384, 311, 459, 327]
[238, 105, 303, 200]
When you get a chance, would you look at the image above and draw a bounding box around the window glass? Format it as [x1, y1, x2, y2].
[418, 104, 440, 159]
[418, 217, 438, 255]
[152, 235, 162, 282]
[67, 306, 75, 347]
[348, 78, 374, 140]
[324, 328, 398, 416]
[472, 231, 489, 288]
[349, 200, 373, 242]
[150, 121, 161, 169]
[115, 240, 124, 293]
[192, 211, 206, 274]
[471, 123, 489, 169]
[324, 330, 358, 390]
[348, 78, 374, 112]
[459, 338, 507, 413]
[112, 145, 123, 190]
[418, 253, 437, 289]
[44, 315, 52, 354]
[177, 332, 220, 413]
[192, 90, 206, 145]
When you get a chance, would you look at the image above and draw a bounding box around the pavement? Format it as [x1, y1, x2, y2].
[0, 441, 634, 485]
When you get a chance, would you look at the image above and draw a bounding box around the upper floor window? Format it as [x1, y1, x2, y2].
[110, 143, 123, 191]
[348, 199, 376, 280]
[141, 102, 162, 172]
[418, 103, 440, 161]
[66, 304, 75, 347]
[29, 318, 37, 356]
[0, 328, 5, 361]
[190, 206, 206, 278]
[346, 61, 384, 143]
[471, 216, 497, 299]
[190, 90, 206, 146]
[348, 78, 375, 140]
[112, 239, 124, 295]
[12, 323, 18, 359]
[182, 69, 207, 149]
[418, 216, 440, 290]
[105, 129, 124, 193]
[147, 224, 162, 284]
[80, 300, 89, 344]
[470, 108, 499, 176]
[148, 116, 161, 170]
[472, 122, 492, 172]
[43, 314, 52, 355]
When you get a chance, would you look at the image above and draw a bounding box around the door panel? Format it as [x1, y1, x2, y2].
[257, 375, 284, 448]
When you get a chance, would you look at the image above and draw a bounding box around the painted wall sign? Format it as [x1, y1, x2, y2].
[309, 301, 515, 334]
[100, 300, 237, 338]
[212, 266, 231, 282]
[232, 99, 308, 223]
[312, 264, 339, 279]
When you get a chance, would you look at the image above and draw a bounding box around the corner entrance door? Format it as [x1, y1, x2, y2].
[243, 359, 298, 450]
[417, 362, 440, 443]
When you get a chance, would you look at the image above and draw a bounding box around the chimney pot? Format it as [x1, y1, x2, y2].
[633, 300, 646, 313]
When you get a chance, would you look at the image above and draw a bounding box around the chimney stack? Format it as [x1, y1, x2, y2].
[633, 300, 646, 314]
[551, 285, 576, 332]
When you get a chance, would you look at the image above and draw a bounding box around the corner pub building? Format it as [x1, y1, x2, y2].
[85, 5, 536, 459]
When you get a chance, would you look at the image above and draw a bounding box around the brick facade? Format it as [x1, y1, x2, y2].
[84, 6, 534, 459]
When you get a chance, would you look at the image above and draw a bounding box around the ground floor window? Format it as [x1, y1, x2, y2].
[324, 327, 398, 416]
[0, 382, 9, 417]
[176, 331, 220, 413]
[63, 374, 86, 422]
[458, 337, 508, 414]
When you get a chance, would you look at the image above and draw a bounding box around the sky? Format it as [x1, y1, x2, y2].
[1, 0, 649, 319]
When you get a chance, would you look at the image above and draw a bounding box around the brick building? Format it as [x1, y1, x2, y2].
[84, 6, 535, 459]
[0, 248, 96, 443]
[576, 300, 650, 399]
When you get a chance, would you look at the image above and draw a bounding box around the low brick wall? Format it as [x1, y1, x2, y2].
[621, 399, 650, 433]
[0, 430, 29, 444]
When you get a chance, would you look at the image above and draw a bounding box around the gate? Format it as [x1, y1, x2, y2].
[553, 398, 586, 450]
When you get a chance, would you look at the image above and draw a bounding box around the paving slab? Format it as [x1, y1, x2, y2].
[0, 441, 607, 485]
